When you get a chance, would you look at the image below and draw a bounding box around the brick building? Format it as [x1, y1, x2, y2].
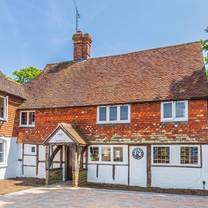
[1, 31, 208, 189]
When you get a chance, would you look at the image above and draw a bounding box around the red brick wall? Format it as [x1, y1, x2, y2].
[16, 99, 208, 144]
[0, 93, 23, 137]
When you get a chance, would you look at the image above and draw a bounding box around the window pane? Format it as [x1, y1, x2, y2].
[0, 97, 4, 119]
[0, 143, 4, 153]
[99, 107, 106, 121]
[109, 106, 117, 121]
[163, 103, 172, 119]
[0, 143, 4, 163]
[101, 147, 111, 161]
[29, 112, 35, 125]
[176, 102, 186, 118]
[90, 147, 99, 161]
[21, 112, 27, 125]
[153, 147, 170, 164]
[181, 147, 198, 164]
[31, 146, 36, 153]
[120, 106, 128, 121]
[113, 147, 123, 162]
[0, 153, 4, 163]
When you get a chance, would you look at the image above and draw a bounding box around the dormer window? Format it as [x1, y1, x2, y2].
[20, 111, 35, 127]
[97, 105, 130, 124]
[0, 96, 8, 121]
[161, 101, 188, 122]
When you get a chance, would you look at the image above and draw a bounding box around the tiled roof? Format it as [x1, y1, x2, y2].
[43, 123, 87, 145]
[0, 71, 26, 99]
[20, 41, 208, 109]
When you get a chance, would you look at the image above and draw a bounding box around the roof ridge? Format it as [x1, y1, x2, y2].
[89, 41, 201, 60]
[38, 41, 201, 67]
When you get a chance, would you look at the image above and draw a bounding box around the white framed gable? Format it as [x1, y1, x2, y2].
[48, 129, 74, 144]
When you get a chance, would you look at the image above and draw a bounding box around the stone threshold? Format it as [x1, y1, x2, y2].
[84, 182, 208, 196]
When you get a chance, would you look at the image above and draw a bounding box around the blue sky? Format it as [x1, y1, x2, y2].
[0, 0, 208, 77]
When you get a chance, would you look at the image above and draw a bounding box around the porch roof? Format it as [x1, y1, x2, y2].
[43, 123, 87, 145]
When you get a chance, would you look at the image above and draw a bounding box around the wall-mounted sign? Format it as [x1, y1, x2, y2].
[48, 129, 73, 144]
[132, 148, 144, 160]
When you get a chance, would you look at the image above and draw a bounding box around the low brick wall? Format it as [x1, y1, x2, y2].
[86, 182, 208, 196]
[73, 169, 87, 187]
[46, 168, 63, 185]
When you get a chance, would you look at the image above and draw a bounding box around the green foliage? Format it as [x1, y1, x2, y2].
[12, 67, 42, 84]
[202, 28, 208, 77]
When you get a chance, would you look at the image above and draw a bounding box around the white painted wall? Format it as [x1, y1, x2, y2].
[17, 144, 64, 179]
[16, 143, 208, 190]
[87, 145, 128, 185]
[0, 137, 18, 179]
[152, 145, 208, 190]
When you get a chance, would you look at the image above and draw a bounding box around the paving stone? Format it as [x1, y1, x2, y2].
[0, 186, 208, 208]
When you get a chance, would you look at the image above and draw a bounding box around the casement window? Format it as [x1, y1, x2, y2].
[180, 146, 199, 165]
[31, 146, 36, 153]
[113, 147, 123, 162]
[90, 147, 99, 161]
[97, 105, 130, 124]
[0, 140, 6, 164]
[89, 146, 124, 163]
[153, 146, 170, 164]
[161, 101, 188, 122]
[101, 147, 111, 161]
[20, 111, 35, 127]
[0, 96, 8, 121]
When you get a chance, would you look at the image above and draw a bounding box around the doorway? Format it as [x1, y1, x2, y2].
[65, 146, 73, 181]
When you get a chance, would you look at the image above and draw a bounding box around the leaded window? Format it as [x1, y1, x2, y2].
[180, 146, 198, 165]
[153, 146, 170, 164]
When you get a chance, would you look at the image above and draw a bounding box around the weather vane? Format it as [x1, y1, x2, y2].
[72, 0, 81, 32]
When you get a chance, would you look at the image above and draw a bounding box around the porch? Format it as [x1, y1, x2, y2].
[43, 123, 88, 186]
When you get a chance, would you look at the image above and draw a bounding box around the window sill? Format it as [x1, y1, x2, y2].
[97, 121, 130, 125]
[0, 118, 7, 122]
[152, 164, 201, 168]
[19, 125, 35, 128]
[0, 164, 8, 168]
[160, 119, 188, 123]
[88, 162, 128, 166]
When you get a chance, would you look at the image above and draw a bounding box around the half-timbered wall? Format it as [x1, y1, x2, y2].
[87, 144, 208, 190]
[17, 144, 64, 179]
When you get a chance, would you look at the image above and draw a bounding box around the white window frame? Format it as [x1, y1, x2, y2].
[97, 104, 131, 124]
[19, 111, 35, 127]
[0, 95, 8, 121]
[161, 100, 188, 122]
[88, 145, 125, 164]
[0, 139, 6, 166]
[152, 145, 171, 165]
[180, 145, 201, 167]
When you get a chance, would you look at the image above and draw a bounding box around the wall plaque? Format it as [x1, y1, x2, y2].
[132, 148, 144, 160]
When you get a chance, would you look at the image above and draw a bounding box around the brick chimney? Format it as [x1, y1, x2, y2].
[72, 31, 92, 61]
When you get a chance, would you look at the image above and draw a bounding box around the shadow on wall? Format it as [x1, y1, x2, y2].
[4, 138, 19, 179]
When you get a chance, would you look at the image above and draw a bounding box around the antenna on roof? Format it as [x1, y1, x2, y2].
[72, 0, 81, 32]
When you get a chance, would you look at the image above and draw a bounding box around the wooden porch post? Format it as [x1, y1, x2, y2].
[73, 145, 82, 187]
[45, 145, 50, 185]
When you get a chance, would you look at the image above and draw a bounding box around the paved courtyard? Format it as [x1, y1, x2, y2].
[0, 178, 45, 195]
[0, 186, 207, 208]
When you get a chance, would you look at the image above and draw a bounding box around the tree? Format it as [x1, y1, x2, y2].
[202, 27, 208, 77]
[12, 67, 42, 84]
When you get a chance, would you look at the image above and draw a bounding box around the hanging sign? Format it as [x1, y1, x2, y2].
[132, 148, 144, 160]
